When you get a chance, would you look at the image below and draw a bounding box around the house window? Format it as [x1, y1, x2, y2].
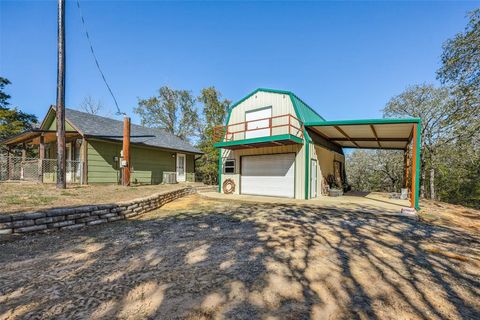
[224, 160, 235, 174]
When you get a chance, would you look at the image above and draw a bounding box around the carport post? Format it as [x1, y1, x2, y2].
[410, 121, 421, 210]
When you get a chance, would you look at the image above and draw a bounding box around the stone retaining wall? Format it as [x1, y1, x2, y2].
[0, 187, 195, 235]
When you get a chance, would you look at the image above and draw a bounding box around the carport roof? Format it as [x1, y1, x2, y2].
[305, 118, 421, 150]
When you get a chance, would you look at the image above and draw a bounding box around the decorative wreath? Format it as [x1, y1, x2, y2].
[222, 178, 236, 194]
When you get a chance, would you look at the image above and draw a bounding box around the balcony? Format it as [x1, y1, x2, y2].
[213, 114, 304, 150]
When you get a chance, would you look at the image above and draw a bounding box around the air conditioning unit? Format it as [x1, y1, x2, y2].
[162, 172, 177, 184]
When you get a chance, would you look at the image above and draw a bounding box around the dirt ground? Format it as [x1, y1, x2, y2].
[419, 199, 480, 234]
[0, 182, 187, 214]
[0, 194, 479, 320]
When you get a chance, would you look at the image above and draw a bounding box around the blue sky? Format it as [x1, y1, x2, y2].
[0, 1, 478, 125]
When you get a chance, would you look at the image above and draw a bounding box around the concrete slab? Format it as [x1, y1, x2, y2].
[201, 191, 416, 218]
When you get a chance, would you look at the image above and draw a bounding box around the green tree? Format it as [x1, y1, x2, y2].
[346, 150, 403, 193]
[435, 134, 480, 208]
[437, 9, 480, 114]
[382, 84, 462, 200]
[196, 87, 230, 185]
[0, 77, 38, 141]
[135, 86, 199, 142]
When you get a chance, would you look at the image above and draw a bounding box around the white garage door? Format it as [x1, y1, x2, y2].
[241, 153, 295, 198]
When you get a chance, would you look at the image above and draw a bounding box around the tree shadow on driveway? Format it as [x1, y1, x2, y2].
[0, 195, 479, 319]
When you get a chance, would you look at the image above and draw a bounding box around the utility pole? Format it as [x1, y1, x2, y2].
[56, 0, 66, 189]
[122, 116, 131, 186]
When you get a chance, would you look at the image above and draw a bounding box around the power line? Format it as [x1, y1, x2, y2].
[75, 0, 124, 115]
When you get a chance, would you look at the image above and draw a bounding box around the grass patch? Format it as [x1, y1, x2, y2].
[60, 191, 76, 196]
[0, 182, 186, 214]
[4, 195, 58, 206]
[3, 196, 24, 205]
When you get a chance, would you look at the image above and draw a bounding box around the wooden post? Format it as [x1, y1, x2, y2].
[122, 116, 131, 186]
[410, 125, 417, 208]
[56, 0, 66, 189]
[81, 137, 88, 185]
[20, 144, 26, 180]
[7, 146, 11, 180]
[38, 135, 45, 183]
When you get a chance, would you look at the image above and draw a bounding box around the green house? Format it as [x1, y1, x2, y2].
[1, 106, 202, 185]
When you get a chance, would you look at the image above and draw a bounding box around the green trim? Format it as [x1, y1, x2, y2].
[257, 88, 325, 122]
[213, 134, 303, 148]
[39, 106, 55, 130]
[229, 89, 262, 111]
[218, 148, 222, 193]
[415, 121, 421, 210]
[305, 118, 421, 127]
[289, 93, 313, 200]
[224, 88, 262, 127]
[225, 88, 326, 126]
[288, 93, 302, 122]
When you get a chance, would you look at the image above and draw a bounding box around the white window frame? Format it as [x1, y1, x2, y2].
[224, 159, 235, 174]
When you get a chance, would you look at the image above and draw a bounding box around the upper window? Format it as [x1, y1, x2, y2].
[224, 160, 235, 174]
[245, 107, 272, 139]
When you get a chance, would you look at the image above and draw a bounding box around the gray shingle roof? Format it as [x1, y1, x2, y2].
[65, 108, 202, 154]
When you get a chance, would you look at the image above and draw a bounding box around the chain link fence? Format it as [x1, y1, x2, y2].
[0, 156, 84, 184]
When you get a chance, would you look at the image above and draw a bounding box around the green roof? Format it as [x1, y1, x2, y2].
[227, 88, 326, 124]
[288, 93, 325, 123]
[214, 134, 303, 148]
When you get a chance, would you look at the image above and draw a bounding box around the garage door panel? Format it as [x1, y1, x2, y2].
[241, 153, 295, 198]
[242, 157, 292, 176]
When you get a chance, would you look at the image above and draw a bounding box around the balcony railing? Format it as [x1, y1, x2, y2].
[213, 114, 304, 143]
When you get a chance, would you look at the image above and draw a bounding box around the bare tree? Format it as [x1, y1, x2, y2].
[79, 96, 104, 115]
[135, 86, 199, 143]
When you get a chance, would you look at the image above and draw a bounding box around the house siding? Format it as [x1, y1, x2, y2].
[87, 140, 122, 184]
[130, 146, 176, 184]
[226, 91, 302, 140]
[43, 110, 77, 132]
[186, 154, 195, 182]
[313, 145, 345, 195]
[87, 139, 195, 184]
[228, 91, 296, 124]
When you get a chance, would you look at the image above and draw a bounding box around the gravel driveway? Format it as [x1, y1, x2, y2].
[1, 194, 479, 319]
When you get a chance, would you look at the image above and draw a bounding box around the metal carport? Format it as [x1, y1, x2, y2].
[305, 118, 421, 209]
